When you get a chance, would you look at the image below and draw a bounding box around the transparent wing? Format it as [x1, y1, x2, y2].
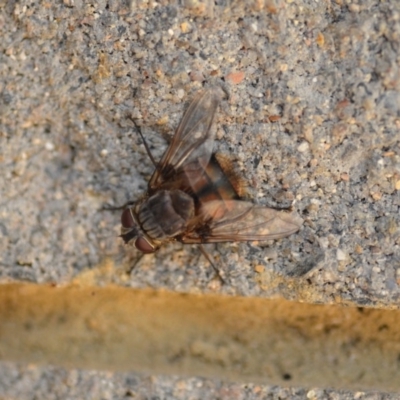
[148, 88, 221, 192]
[182, 200, 303, 243]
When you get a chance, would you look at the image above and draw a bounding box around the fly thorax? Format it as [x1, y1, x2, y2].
[138, 190, 194, 240]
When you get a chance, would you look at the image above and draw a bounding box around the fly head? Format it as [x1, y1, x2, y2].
[120, 207, 156, 254]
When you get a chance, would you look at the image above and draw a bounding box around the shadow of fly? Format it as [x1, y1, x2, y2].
[119, 88, 303, 279]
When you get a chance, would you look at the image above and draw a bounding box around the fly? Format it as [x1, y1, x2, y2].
[120, 88, 302, 275]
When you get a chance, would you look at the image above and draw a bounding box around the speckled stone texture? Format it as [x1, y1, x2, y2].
[1, 0, 400, 397]
[0, 362, 398, 400]
[2, 0, 399, 302]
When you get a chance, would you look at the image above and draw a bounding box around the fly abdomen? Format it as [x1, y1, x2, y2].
[186, 155, 241, 206]
[138, 190, 195, 240]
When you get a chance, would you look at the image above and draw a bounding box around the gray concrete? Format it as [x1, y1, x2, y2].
[1, 0, 399, 397]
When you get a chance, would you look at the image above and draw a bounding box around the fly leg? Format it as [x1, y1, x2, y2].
[127, 117, 158, 167]
[199, 244, 226, 284]
[101, 200, 136, 212]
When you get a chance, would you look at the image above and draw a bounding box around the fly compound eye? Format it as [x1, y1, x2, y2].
[121, 208, 135, 228]
[135, 237, 155, 254]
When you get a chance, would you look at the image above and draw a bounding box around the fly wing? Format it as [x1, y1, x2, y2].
[148, 88, 221, 192]
[182, 200, 303, 243]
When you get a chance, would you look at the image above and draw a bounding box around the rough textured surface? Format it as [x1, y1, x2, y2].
[1, 0, 400, 302]
[1, 363, 399, 400]
[1, 0, 400, 397]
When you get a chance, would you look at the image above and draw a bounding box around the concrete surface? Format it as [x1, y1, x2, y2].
[1, 0, 400, 398]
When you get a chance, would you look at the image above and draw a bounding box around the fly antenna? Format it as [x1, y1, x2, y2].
[128, 117, 157, 167]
